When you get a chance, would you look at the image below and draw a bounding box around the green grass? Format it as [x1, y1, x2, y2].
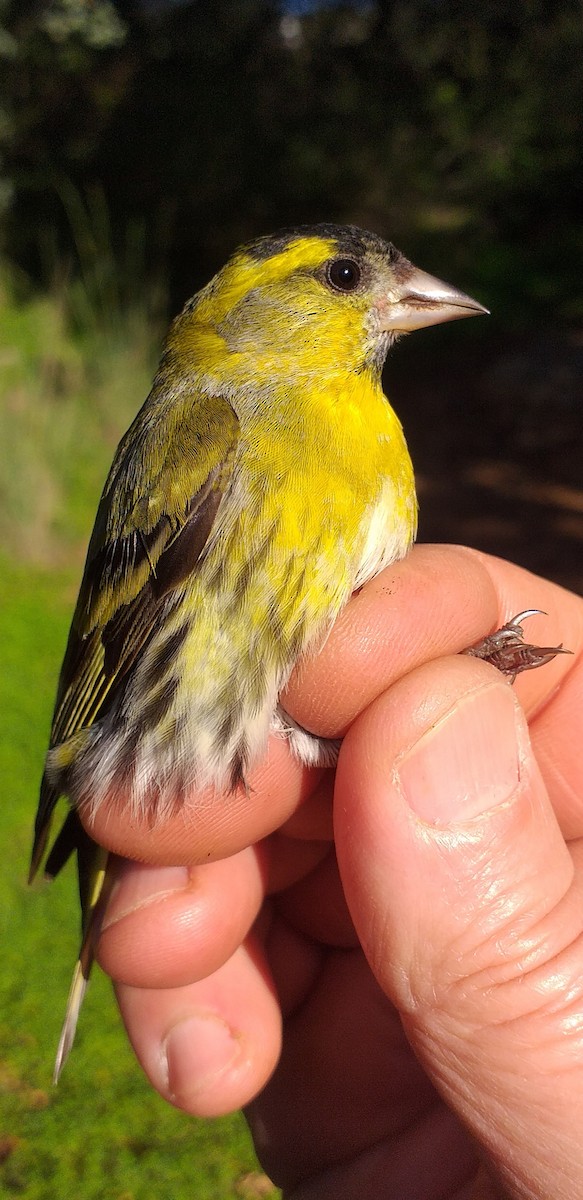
[0, 269, 159, 563]
[0, 272, 278, 1197]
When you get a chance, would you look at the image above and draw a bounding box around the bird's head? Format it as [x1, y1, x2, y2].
[165, 224, 487, 389]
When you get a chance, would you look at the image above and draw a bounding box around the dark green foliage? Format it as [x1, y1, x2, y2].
[0, 0, 581, 324]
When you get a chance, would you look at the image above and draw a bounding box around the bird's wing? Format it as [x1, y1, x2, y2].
[31, 391, 240, 877]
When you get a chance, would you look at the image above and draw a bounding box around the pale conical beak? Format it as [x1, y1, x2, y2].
[381, 265, 489, 333]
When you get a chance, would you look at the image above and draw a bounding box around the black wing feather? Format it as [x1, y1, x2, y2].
[31, 392, 239, 881]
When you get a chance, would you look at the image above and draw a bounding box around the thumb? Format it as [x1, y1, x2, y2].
[335, 655, 583, 1199]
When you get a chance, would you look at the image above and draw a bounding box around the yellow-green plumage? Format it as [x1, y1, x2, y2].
[31, 224, 486, 1076]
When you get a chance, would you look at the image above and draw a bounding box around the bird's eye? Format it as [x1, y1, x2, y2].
[326, 258, 361, 292]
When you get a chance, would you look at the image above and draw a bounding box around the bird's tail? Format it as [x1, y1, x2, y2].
[30, 803, 111, 1081]
[54, 947, 90, 1082]
[53, 835, 111, 1082]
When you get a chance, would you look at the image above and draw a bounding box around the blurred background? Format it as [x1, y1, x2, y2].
[1, 1, 582, 1196]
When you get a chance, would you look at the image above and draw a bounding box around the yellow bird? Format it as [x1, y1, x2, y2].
[31, 224, 486, 1077]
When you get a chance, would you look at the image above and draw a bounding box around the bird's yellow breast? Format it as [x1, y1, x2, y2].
[196, 365, 416, 666]
[115, 368, 416, 794]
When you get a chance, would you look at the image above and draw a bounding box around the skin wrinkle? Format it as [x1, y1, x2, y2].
[394, 834, 583, 1057]
[431, 1031, 581, 1200]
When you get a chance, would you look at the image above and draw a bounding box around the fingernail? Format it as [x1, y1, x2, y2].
[164, 1013, 240, 1101]
[101, 864, 189, 929]
[395, 683, 522, 825]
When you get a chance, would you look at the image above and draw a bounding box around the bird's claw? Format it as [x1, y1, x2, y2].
[462, 609, 572, 683]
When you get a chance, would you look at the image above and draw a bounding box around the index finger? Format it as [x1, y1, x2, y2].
[283, 543, 582, 736]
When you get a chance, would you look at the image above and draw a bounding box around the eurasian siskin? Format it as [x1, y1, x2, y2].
[31, 223, 487, 1076]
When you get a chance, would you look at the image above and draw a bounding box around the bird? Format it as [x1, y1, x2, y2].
[30, 222, 488, 1078]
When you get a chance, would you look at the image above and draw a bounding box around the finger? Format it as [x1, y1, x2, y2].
[279, 772, 335, 842]
[274, 847, 358, 949]
[116, 933, 282, 1118]
[98, 831, 330, 990]
[246, 948, 471, 1195]
[96, 847, 266, 988]
[84, 736, 319, 865]
[528, 646, 583, 841]
[336, 653, 583, 1199]
[284, 543, 581, 738]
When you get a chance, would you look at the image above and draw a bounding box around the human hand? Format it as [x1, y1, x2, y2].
[84, 544, 583, 1199]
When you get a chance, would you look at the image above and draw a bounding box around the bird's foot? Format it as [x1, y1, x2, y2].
[462, 609, 571, 683]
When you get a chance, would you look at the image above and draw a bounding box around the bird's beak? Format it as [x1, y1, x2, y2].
[380, 265, 489, 333]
